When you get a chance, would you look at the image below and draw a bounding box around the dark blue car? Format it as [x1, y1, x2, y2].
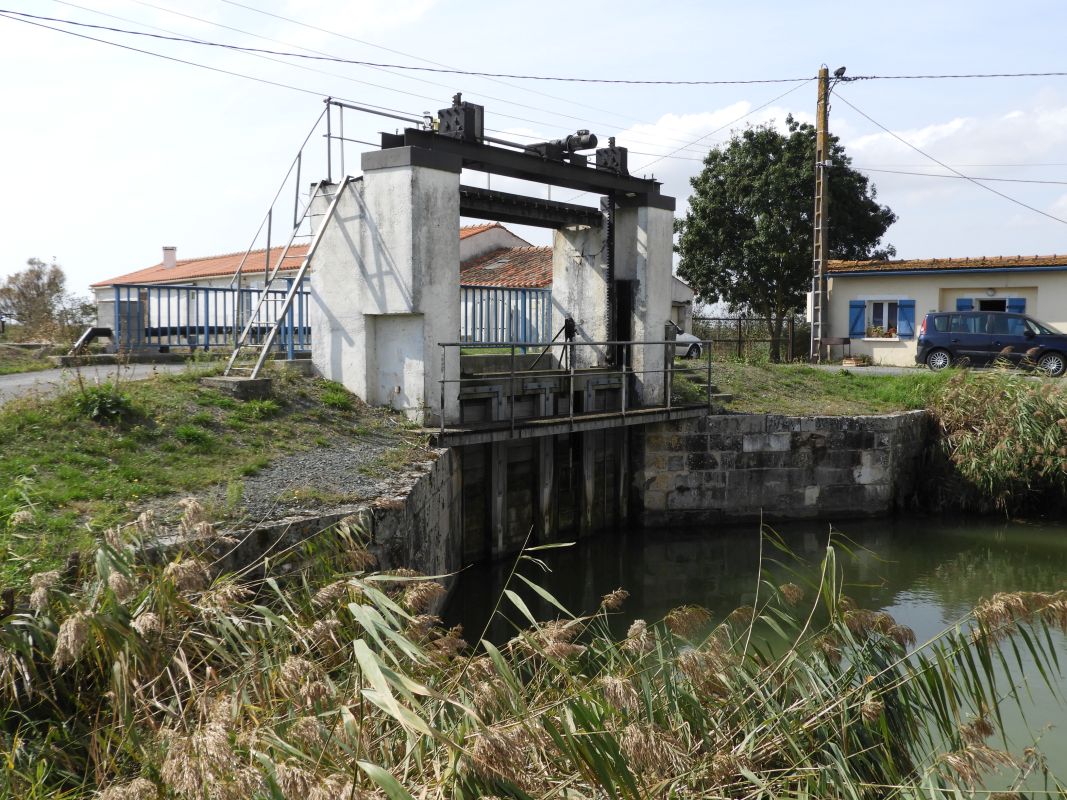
[916, 311, 1067, 376]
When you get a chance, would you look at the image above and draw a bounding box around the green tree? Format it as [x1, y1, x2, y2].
[0, 258, 91, 340]
[676, 116, 896, 361]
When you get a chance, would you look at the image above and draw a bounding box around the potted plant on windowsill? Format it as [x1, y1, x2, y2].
[865, 326, 897, 339]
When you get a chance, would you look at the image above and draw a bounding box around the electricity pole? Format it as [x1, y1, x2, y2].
[810, 65, 831, 362]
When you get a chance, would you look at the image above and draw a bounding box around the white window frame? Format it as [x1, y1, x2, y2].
[856, 295, 912, 342]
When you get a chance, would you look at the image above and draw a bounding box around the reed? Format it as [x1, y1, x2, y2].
[928, 369, 1067, 512]
[1, 504, 1064, 798]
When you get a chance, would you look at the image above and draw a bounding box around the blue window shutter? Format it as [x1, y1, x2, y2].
[848, 300, 866, 338]
[956, 297, 974, 311]
[1006, 297, 1026, 314]
[898, 299, 916, 338]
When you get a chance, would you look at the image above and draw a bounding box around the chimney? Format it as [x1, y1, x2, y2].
[162, 246, 177, 269]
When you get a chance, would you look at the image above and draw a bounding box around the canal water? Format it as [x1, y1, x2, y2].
[444, 515, 1067, 787]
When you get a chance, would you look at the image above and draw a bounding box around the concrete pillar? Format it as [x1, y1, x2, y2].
[551, 223, 608, 369]
[308, 147, 462, 424]
[615, 196, 676, 406]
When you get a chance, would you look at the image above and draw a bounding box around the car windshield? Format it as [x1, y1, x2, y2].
[1026, 318, 1062, 335]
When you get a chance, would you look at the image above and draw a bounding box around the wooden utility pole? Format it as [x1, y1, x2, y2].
[810, 65, 831, 362]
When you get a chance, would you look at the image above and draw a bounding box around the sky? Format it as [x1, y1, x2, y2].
[3, 0, 1067, 295]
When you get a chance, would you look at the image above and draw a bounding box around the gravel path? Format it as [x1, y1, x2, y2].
[228, 432, 424, 525]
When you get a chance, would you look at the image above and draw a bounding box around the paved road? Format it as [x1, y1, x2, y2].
[0, 362, 194, 405]
[808, 363, 920, 376]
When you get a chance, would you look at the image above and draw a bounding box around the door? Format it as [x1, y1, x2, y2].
[946, 312, 988, 363]
[986, 313, 1031, 365]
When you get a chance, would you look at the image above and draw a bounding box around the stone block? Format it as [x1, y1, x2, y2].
[804, 485, 821, 506]
[766, 416, 802, 433]
[685, 434, 709, 452]
[200, 376, 272, 399]
[701, 470, 726, 487]
[742, 432, 792, 453]
[667, 455, 684, 471]
[687, 451, 718, 470]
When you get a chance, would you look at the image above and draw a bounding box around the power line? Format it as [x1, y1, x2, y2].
[853, 71, 1067, 81]
[854, 166, 1067, 186]
[565, 79, 813, 201]
[116, 0, 707, 152]
[0, 9, 423, 122]
[216, 0, 694, 130]
[33, 4, 742, 156]
[834, 91, 1067, 227]
[0, 8, 812, 86]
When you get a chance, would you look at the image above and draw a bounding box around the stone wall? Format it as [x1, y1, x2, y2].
[207, 448, 462, 610]
[635, 411, 930, 525]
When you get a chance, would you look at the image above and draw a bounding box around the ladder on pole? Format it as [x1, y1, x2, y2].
[810, 66, 830, 362]
[223, 177, 351, 379]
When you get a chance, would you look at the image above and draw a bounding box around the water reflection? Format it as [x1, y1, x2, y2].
[444, 515, 1067, 787]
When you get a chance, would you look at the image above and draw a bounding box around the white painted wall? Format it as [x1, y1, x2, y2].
[308, 154, 461, 423]
[551, 224, 609, 368]
[617, 204, 674, 404]
[459, 225, 531, 262]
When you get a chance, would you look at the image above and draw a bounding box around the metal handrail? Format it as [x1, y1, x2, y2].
[437, 338, 717, 433]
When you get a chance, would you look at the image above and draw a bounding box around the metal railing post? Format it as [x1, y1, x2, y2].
[112, 285, 120, 353]
[737, 318, 743, 359]
[510, 344, 516, 435]
[440, 344, 446, 434]
[568, 340, 575, 421]
[787, 316, 795, 362]
[706, 340, 712, 407]
[202, 289, 210, 351]
[621, 343, 628, 416]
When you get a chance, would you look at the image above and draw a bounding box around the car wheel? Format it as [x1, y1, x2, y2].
[1037, 351, 1066, 377]
[925, 349, 952, 371]
[685, 344, 701, 359]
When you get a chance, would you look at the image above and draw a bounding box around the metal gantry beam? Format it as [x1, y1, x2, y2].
[381, 128, 669, 198]
[458, 185, 603, 229]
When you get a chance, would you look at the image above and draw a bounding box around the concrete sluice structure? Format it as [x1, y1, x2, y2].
[305, 97, 712, 554]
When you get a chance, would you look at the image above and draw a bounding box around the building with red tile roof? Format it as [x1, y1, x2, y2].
[823, 252, 1067, 367]
[459, 246, 552, 288]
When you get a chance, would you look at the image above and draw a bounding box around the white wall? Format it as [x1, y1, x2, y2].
[459, 225, 531, 262]
[309, 152, 461, 423]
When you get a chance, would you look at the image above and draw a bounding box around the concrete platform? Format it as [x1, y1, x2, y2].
[432, 404, 713, 446]
[200, 376, 272, 399]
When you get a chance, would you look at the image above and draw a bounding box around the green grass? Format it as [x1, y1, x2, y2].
[0, 367, 421, 584]
[707, 361, 954, 415]
[0, 344, 53, 376]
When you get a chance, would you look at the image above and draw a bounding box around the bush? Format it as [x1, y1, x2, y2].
[69, 383, 133, 422]
[233, 398, 281, 421]
[173, 424, 213, 449]
[929, 370, 1067, 511]
[321, 382, 354, 411]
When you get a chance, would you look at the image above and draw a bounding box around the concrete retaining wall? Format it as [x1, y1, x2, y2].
[204, 448, 462, 605]
[634, 411, 930, 525]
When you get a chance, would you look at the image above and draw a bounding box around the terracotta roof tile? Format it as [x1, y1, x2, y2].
[829, 254, 1067, 274]
[95, 225, 511, 287]
[92, 245, 310, 287]
[460, 247, 552, 288]
[459, 222, 502, 240]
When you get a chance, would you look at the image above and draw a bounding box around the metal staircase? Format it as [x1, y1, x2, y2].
[223, 176, 351, 378]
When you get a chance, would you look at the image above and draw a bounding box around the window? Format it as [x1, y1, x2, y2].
[848, 298, 916, 339]
[868, 301, 898, 336]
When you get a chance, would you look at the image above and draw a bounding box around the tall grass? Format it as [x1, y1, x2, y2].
[1, 503, 1064, 798]
[929, 369, 1067, 512]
